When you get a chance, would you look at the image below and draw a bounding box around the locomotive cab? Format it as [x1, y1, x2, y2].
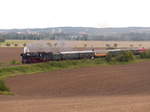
[21, 52, 53, 64]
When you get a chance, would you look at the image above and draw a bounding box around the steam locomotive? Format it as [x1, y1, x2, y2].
[21, 48, 146, 64]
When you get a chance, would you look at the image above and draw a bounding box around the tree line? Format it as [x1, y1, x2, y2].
[1, 32, 150, 41]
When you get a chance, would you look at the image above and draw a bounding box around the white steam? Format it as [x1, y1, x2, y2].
[25, 40, 73, 53]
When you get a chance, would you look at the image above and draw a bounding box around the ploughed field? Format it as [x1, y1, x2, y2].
[1, 61, 150, 111]
[0, 47, 22, 63]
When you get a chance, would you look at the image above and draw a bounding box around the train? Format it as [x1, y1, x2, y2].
[21, 50, 95, 64]
[20, 47, 146, 64]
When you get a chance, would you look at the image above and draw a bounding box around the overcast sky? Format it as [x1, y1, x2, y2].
[0, 0, 150, 29]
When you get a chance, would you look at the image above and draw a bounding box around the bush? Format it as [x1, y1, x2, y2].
[5, 43, 10, 47]
[105, 51, 135, 62]
[105, 53, 113, 62]
[94, 58, 106, 64]
[14, 43, 18, 47]
[23, 43, 26, 47]
[0, 80, 9, 92]
[115, 51, 135, 62]
[140, 50, 150, 59]
[10, 60, 21, 65]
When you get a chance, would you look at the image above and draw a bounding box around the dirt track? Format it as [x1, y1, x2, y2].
[1, 61, 150, 111]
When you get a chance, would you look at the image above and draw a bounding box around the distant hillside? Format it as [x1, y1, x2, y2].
[1, 27, 150, 41]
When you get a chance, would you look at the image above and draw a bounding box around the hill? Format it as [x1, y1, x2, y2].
[1, 27, 150, 40]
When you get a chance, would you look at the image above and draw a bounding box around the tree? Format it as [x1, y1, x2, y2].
[54, 43, 57, 47]
[84, 44, 87, 48]
[138, 44, 142, 47]
[105, 44, 110, 48]
[6, 43, 10, 47]
[113, 43, 118, 48]
[130, 44, 134, 48]
[47, 43, 52, 47]
[14, 43, 18, 47]
[23, 43, 26, 47]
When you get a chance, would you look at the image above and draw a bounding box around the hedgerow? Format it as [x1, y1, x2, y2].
[105, 51, 135, 62]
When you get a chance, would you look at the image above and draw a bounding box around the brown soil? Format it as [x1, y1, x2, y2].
[1, 61, 150, 111]
[0, 47, 22, 62]
[4, 61, 150, 97]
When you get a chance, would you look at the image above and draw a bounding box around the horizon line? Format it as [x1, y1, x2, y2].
[1, 26, 150, 30]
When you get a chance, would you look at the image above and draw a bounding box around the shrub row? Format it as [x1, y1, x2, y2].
[105, 51, 135, 62]
[140, 50, 150, 59]
[0, 80, 9, 92]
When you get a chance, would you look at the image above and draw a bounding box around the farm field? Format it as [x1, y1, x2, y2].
[0, 47, 22, 63]
[1, 40, 150, 48]
[1, 61, 150, 111]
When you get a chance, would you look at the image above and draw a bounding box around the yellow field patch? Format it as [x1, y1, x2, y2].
[1, 40, 150, 48]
